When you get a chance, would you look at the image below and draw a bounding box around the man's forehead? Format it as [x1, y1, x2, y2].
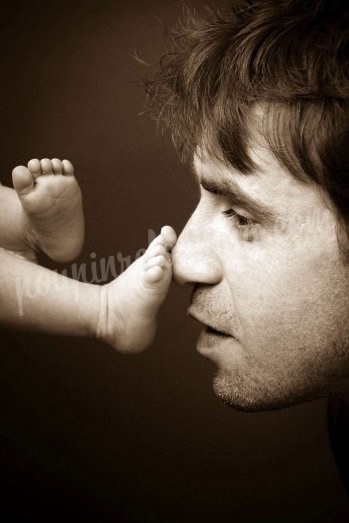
[192, 147, 280, 200]
[193, 142, 277, 182]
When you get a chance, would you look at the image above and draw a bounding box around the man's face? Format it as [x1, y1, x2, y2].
[172, 143, 349, 411]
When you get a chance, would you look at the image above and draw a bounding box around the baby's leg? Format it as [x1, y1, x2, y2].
[97, 226, 177, 353]
[12, 158, 84, 262]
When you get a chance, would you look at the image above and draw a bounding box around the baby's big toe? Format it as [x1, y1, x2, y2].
[160, 226, 177, 250]
[12, 166, 35, 196]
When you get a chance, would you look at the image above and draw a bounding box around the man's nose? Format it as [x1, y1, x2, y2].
[172, 208, 222, 286]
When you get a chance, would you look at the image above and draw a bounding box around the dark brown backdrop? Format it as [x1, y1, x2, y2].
[0, 1, 348, 521]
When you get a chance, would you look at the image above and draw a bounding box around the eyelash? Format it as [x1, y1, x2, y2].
[222, 208, 256, 231]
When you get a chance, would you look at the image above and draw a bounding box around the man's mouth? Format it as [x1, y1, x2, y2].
[188, 309, 233, 338]
[187, 307, 239, 355]
[206, 325, 230, 337]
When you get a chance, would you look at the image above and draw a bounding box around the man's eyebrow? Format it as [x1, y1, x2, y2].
[191, 165, 278, 224]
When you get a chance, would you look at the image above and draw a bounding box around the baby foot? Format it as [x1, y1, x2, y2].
[98, 225, 177, 353]
[12, 158, 84, 262]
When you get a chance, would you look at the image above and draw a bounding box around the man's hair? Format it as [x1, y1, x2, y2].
[144, 0, 349, 254]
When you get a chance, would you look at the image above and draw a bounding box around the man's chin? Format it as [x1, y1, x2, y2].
[212, 372, 318, 413]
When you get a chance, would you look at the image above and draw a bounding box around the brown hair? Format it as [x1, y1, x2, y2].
[143, 0, 349, 253]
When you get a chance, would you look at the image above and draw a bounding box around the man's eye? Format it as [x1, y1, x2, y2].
[222, 208, 258, 242]
[222, 208, 255, 228]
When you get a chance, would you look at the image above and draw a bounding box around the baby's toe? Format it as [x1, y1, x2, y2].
[143, 252, 171, 285]
[40, 158, 54, 175]
[62, 159, 74, 176]
[12, 166, 35, 195]
[146, 254, 167, 269]
[144, 265, 164, 284]
[27, 159, 41, 179]
[145, 243, 167, 261]
[160, 226, 177, 250]
[51, 158, 63, 174]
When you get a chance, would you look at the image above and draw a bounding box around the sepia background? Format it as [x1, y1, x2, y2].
[1, 1, 349, 521]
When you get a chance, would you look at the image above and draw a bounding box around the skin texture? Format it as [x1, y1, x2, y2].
[172, 142, 349, 412]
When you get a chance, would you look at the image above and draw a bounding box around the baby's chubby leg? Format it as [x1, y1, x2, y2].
[97, 226, 177, 353]
[0, 224, 176, 352]
[12, 158, 84, 262]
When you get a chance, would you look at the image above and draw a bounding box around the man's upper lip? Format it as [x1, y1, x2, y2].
[188, 307, 232, 336]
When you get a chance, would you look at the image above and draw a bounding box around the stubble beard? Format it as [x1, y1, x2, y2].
[211, 356, 349, 413]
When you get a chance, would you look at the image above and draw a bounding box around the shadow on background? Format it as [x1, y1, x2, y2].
[0, 1, 348, 521]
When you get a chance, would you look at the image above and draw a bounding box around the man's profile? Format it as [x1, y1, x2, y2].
[1, 1, 348, 519]
[144, 0, 349, 491]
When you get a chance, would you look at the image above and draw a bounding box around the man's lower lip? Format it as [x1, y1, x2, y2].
[197, 327, 233, 351]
